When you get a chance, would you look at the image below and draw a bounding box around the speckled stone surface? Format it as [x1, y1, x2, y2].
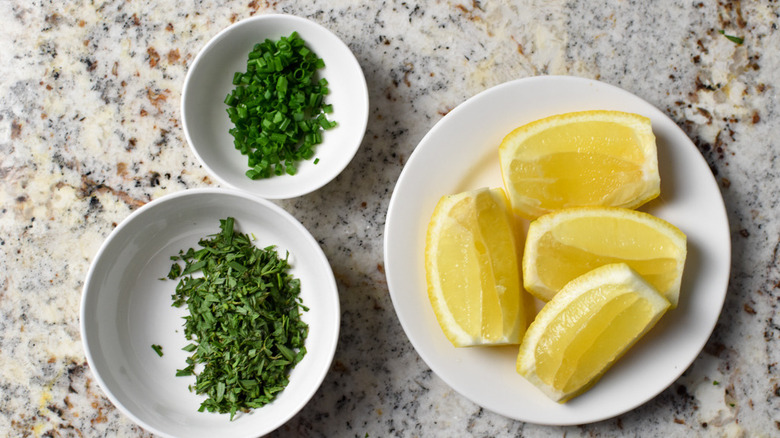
[1, 0, 778, 436]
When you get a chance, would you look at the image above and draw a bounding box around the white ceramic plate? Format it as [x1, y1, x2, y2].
[383, 76, 731, 425]
[81, 189, 340, 437]
[182, 14, 369, 199]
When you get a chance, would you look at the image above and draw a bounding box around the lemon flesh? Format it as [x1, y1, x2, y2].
[425, 187, 529, 347]
[499, 110, 660, 219]
[523, 206, 687, 306]
[516, 263, 670, 402]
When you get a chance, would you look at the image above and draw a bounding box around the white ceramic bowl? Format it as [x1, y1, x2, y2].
[80, 189, 340, 438]
[181, 14, 368, 199]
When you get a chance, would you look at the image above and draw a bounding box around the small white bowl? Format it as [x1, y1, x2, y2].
[80, 189, 340, 438]
[181, 14, 369, 199]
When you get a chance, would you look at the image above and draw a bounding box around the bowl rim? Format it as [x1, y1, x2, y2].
[79, 187, 340, 437]
[180, 13, 369, 199]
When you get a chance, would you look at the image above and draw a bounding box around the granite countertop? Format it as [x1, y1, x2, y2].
[1, 0, 778, 436]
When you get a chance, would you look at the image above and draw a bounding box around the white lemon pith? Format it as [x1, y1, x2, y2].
[516, 263, 671, 402]
[425, 187, 529, 347]
[522, 206, 687, 307]
[499, 110, 660, 219]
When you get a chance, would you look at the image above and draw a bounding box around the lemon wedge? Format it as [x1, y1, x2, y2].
[516, 263, 670, 402]
[425, 187, 530, 347]
[499, 110, 660, 219]
[523, 206, 687, 307]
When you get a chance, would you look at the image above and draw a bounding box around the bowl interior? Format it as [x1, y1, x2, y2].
[81, 189, 340, 438]
[182, 14, 368, 198]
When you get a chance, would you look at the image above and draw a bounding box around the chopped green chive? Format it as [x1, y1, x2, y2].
[151, 344, 164, 357]
[224, 32, 337, 180]
[718, 30, 744, 45]
[166, 217, 308, 420]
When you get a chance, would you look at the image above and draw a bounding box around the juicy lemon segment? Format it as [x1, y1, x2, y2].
[499, 110, 660, 219]
[516, 263, 670, 402]
[425, 187, 528, 347]
[523, 206, 687, 307]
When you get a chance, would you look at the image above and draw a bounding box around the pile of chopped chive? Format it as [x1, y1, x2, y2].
[224, 32, 337, 179]
[165, 217, 308, 420]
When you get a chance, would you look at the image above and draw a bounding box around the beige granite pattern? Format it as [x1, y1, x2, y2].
[1, 0, 779, 436]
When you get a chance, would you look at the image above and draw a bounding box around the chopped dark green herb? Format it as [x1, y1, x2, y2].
[151, 344, 164, 357]
[167, 217, 309, 420]
[225, 32, 337, 180]
[166, 262, 182, 279]
[718, 30, 744, 45]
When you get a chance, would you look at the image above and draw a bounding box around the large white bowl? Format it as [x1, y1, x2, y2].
[80, 189, 340, 437]
[181, 14, 368, 199]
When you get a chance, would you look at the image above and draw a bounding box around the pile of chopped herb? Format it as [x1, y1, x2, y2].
[224, 31, 337, 180]
[165, 217, 308, 419]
